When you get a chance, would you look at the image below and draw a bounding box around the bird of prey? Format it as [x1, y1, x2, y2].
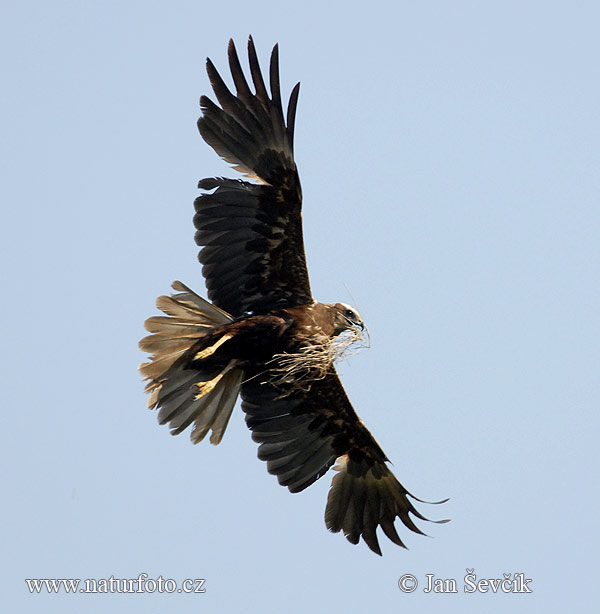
[140, 36, 447, 555]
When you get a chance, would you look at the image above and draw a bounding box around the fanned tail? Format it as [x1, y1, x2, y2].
[139, 281, 244, 445]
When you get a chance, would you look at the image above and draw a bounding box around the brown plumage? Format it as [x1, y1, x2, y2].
[139, 37, 448, 555]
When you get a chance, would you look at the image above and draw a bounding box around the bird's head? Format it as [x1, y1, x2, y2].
[331, 303, 365, 335]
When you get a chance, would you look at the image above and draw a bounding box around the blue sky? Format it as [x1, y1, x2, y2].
[2, 1, 598, 612]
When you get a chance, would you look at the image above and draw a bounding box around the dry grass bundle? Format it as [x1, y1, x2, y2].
[265, 326, 370, 392]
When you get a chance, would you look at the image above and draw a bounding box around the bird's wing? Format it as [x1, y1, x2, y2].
[195, 37, 311, 317]
[241, 368, 448, 555]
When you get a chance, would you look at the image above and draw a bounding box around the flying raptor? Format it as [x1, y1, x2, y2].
[140, 37, 447, 555]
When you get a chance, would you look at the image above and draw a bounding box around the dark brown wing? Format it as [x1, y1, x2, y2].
[241, 367, 448, 555]
[195, 37, 311, 317]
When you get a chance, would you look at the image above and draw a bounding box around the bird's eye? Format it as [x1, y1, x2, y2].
[345, 309, 354, 319]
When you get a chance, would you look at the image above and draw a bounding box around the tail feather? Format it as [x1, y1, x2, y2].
[139, 281, 244, 445]
[206, 367, 244, 444]
[139, 281, 231, 380]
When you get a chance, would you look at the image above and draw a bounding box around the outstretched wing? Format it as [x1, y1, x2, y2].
[195, 37, 311, 317]
[241, 368, 448, 555]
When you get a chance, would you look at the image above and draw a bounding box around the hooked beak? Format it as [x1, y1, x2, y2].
[344, 316, 364, 331]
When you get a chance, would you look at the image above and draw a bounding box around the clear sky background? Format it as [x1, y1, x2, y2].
[2, 1, 598, 612]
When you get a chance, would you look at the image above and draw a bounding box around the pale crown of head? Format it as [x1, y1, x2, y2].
[331, 302, 364, 334]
